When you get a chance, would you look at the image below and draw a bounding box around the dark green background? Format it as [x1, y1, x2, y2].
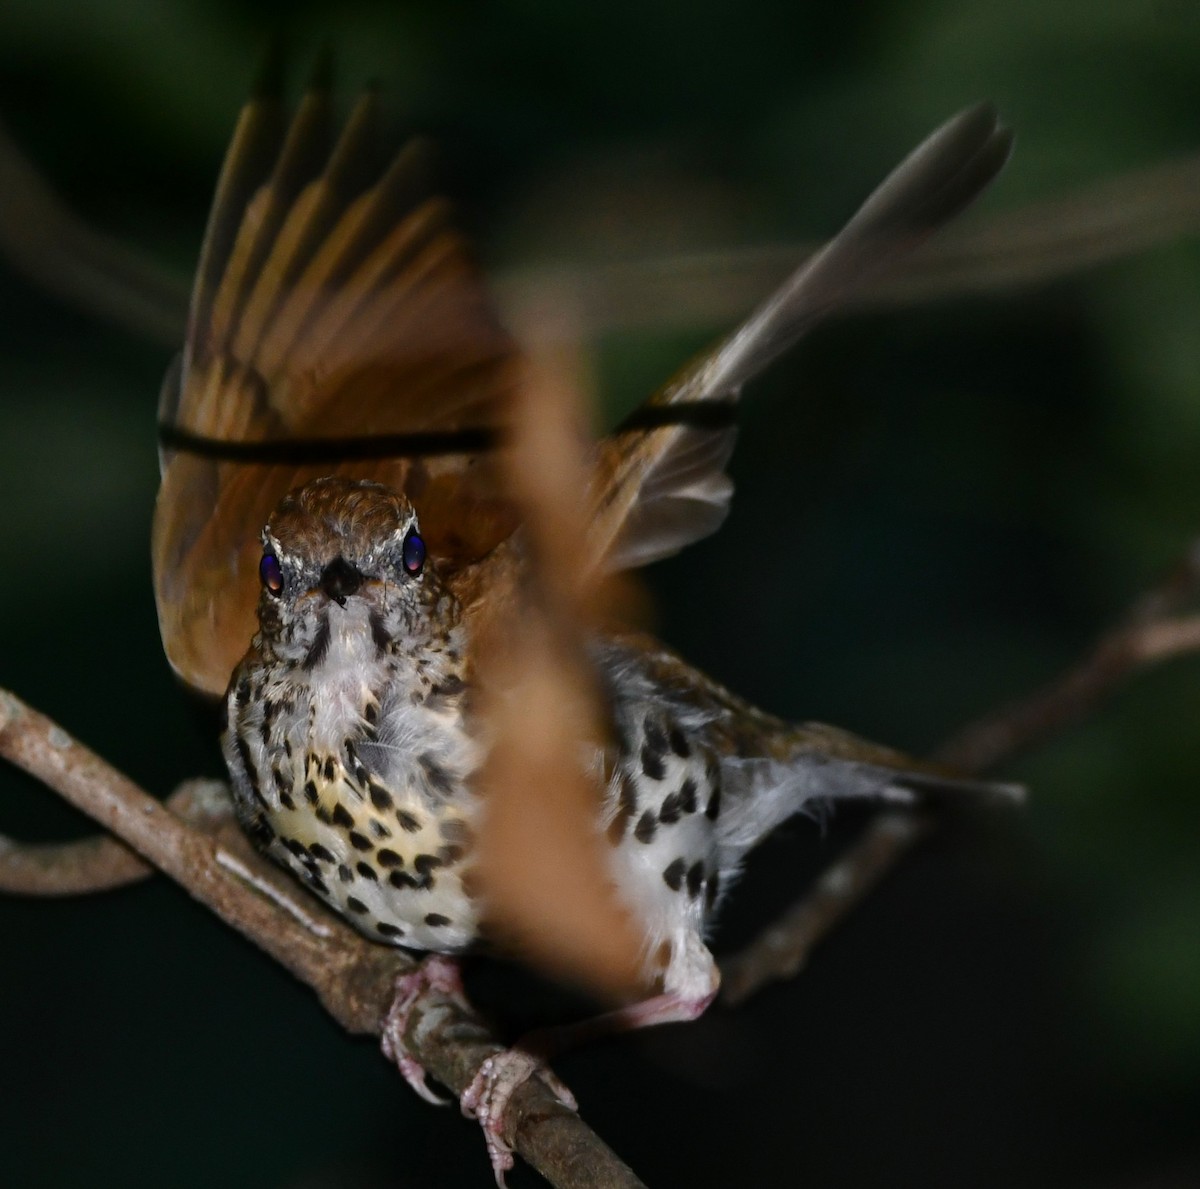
[1, 1, 1198, 1185]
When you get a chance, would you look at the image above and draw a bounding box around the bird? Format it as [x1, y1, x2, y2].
[152, 67, 1014, 1182]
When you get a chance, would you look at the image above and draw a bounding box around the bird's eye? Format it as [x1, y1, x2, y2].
[401, 528, 426, 577]
[259, 551, 284, 597]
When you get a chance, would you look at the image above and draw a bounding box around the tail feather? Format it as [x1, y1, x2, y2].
[714, 727, 1022, 869]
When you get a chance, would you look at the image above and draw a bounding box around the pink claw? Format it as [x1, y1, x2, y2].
[461, 1050, 578, 1187]
[380, 955, 466, 1105]
[381, 956, 579, 1184]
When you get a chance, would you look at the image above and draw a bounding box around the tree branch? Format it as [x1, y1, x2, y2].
[0, 689, 645, 1189]
[719, 541, 1200, 1005]
[0, 778, 229, 895]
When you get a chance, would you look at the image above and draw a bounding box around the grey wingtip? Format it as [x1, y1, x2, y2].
[946, 98, 1016, 182]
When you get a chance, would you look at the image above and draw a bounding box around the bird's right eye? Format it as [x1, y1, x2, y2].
[259, 551, 284, 597]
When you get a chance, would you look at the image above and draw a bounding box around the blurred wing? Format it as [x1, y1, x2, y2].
[153, 79, 521, 697]
[589, 102, 1013, 573]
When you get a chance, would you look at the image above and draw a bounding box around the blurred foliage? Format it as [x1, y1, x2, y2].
[0, 1, 1198, 1187]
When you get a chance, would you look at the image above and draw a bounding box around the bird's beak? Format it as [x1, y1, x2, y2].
[319, 557, 364, 607]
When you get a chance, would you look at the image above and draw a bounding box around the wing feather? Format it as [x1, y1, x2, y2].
[153, 78, 520, 697]
[589, 103, 1013, 573]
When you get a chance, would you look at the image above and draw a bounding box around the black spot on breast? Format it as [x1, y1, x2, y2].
[337, 864, 354, 883]
[643, 715, 668, 757]
[346, 896, 369, 914]
[279, 791, 296, 811]
[246, 816, 275, 848]
[282, 837, 308, 859]
[659, 791, 683, 825]
[669, 726, 691, 758]
[414, 854, 444, 877]
[369, 609, 391, 655]
[302, 617, 332, 670]
[306, 872, 330, 896]
[332, 803, 354, 829]
[389, 870, 419, 890]
[234, 678, 251, 709]
[607, 775, 638, 844]
[348, 831, 373, 852]
[686, 862, 704, 898]
[705, 785, 722, 820]
[419, 754, 455, 797]
[323, 756, 336, 782]
[662, 858, 687, 892]
[377, 921, 403, 938]
[641, 745, 666, 781]
[232, 731, 267, 812]
[377, 849, 403, 868]
[634, 811, 658, 844]
[396, 809, 421, 833]
[411, 853, 443, 890]
[368, 818, 392, 840]
[369, 781, 393, 811]
[309, 843, 335, 863]
[432, 674, 465, 698]
[424, 913, 451, 927]
[356, 862, 379, 882]
[304, 781, 319, 805]
[316, 805, 334, 825]
[679, 778, 698, 815]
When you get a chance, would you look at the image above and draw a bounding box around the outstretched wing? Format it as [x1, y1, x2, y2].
[588, 102, 1013, 573]
[153, 74, 521, 697]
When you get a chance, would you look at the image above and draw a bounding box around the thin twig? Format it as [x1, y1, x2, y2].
[719, 545, 1200, 1005]
[0, 689, 645, 1189]
[721, 813, 928, 1006]
[0, 116, 190, 344]
[0, 778, 228, 895]
[935, 612, 1200, 773]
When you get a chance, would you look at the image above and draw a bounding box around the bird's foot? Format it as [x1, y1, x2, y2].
[380, 954, 467, 1105]
[461, 1048, 577, 1186]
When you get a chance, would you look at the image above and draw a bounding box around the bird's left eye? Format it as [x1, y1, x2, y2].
[401, 528, 426, 577]
[259, 551, 284, 597]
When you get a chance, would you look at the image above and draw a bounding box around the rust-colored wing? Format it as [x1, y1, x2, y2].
[588, 102, 1013, 574]
[153, 78, 521, 697]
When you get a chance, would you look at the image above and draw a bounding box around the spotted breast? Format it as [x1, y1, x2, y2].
[223, 478, 481, 953]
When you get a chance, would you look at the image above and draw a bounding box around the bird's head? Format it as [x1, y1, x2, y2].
[254, 476, 453, 666]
